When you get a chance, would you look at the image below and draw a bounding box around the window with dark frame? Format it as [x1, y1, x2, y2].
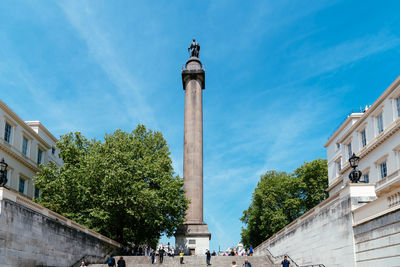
[37, 148, 43, 165]
[347, 143, 352, 159]
[4, 122, 11, 143]
[363, 173, 369, 183]
[34, 187, 40, 198]
[22, 136, 28, 155]
[396, 96, 400, 118]
[337, 160, 342, 172]
[361, 129, 367, 148]
[19, 178, 25, 194]
[380, 162, 387, 179]
[377, 113, 384, 134]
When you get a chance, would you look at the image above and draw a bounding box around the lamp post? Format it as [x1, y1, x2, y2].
[348, 153, 362, 183]
[0, 158, 8, 186]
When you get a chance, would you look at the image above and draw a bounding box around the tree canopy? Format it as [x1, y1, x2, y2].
[34, 125, 188, 247]
[240, 159, 328, 248]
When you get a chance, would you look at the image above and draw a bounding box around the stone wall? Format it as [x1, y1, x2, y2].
[354, 204, 400, 266]
[0, 188, 120, 267]
[254, 184, 377, 267]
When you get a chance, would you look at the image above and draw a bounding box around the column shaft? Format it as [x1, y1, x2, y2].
[183, 78, 203, 223]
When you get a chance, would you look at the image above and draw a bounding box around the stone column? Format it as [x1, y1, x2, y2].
[183, 57, 204, 223]
[175, 56, 211, 256]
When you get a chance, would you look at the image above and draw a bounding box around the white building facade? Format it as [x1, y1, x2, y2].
[0, 100, 62, 199]
[325, 76, 400, 197]
[255, 76, 400, 266]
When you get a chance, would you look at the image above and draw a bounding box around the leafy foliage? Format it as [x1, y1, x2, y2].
[34, 125, 188, 247]
[295, 158, 329, 210]
[240, 159, 328, 248]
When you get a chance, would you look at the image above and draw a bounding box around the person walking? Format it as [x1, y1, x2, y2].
[248, 245, 253, 256]
[117, 256, 126, 267]
[80, 261, 87, 267]
[281, 256, 291, 267]
[159, 247, 165, 264]
[205, 249, 212, 265]
[179, 250, 184, 264]
[242, 258, 252, 267]
[231, 260, 238, 267]
[107, 255, 116, 267]
[150, 249, 156, 264]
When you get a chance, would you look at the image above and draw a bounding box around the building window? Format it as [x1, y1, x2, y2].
[4, 170, 9, 186]
[377, 113, 384, 134]
[19, 178, 26, 194]
[347, 143, 352, 159]
[380, 161, 387, 179]
[337, 161, 342, 172]
[22, 136, 28, 156]
[37, 148, 43, 165]
[396, 96, 400, 118]
[336, 143, 340, 150]
[363, 173, 369, 183]
[34, 187, 40, 198]
[4, 122, 12, 143]
[51, 147, 55, 155]
[361, 129, 367, 148]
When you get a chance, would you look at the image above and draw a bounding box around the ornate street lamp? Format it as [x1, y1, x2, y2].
[348, 153, 362, 183]
[0, 158, 8, 186]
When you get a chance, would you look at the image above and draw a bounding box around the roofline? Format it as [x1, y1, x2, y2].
[25, 121, 58, 143]
[337, 76, 400, 144]
[324, 113, 363, 147]
[0, 100, 54, 149]
[324, 75, 400, 147]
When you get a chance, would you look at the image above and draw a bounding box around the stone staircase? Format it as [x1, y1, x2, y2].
[89, 255, 280, 267]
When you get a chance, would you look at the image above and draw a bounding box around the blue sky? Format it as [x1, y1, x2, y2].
[1, 0, 400, 251]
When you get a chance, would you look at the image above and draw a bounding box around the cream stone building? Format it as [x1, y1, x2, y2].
[255, 76, 400, 266]
[0, 100, 62, 199]
[325, 76, 400, 197]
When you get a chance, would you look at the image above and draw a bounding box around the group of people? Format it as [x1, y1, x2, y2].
[205, 249, 253, 267]
[230, 259, 252, 267]
[78, 256, 126, 267]
[150, 247, 168, 264]
[106, 256, 126, 267]
[103, 249, 291, 267]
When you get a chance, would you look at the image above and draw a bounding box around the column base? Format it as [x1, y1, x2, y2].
[174, 222, 211, 255]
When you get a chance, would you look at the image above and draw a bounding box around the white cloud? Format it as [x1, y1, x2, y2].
[57, 1, 156, 128]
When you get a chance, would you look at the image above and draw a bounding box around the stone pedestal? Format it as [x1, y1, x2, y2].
[175, 56, 211, 255]
[175, 222, 211, 255]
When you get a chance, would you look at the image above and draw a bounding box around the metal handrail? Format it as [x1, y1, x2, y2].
[261, 247, 299, 267]
[260, 247, 325, 267]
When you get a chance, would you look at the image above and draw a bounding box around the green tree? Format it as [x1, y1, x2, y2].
[34, 125, 189, 247]
[240, 159, 328, 248]
[295, 159, 328, 210]
[240, 171, 302, 247]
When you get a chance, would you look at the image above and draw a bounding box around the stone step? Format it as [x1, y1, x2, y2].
[89, 256, 279, 267]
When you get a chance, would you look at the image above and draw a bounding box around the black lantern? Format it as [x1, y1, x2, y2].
[348, 153, 362, 183]
[0, 158, 8, 186]
[349, 153, 360, 168]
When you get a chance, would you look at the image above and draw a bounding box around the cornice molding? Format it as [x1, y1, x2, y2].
[324, 114, 363, 147]
[333, 76, 400, 145]
[0, 100, 53, 150]
[25, 121, 58, 143]
[0, 141, 40, 173]
[340, 118, 400, 174]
